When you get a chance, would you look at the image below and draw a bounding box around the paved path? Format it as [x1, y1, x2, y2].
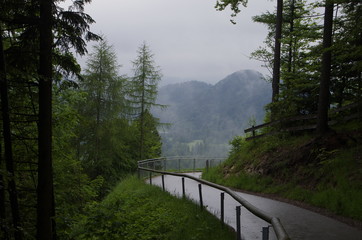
[151, 173, 362, 240]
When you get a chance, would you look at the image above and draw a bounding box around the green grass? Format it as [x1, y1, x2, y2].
[202, 124, 362, 222]
[205, 164, 362, 221]
[72, 175, 235, 240]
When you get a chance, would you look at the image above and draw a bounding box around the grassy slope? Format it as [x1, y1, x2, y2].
[72, 176, 235, 240]
[202, 119, 362, 224]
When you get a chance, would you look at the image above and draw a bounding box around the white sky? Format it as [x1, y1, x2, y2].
[72, 0, 277, 85]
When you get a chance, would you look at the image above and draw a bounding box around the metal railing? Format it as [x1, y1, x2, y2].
[138, 156, 223, 174]
[138, 157, 290, 240]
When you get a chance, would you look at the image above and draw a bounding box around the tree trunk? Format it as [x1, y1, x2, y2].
[272, 0, 283, 104]
[0, 28, 7, 240]
[37, 0, 55, 239]
[0, 25, 23, 240]
[140, 55, 147, 160]
[317, 0, 334, 135]
[95, 52, 103, 167]
[140, 76, 145, 160]
[0, 143, 8, 240]
[287, 0, 295, 74]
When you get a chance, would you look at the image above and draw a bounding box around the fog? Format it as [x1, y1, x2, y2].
[62, 0, 276, 84]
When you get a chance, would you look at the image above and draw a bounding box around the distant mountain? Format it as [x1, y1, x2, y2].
[159, 76, 196, 87]
[153, 69, 271, 157]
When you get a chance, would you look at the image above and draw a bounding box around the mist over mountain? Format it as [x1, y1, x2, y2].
[159, 76, 195, 87]
[153, 69, 271, 157]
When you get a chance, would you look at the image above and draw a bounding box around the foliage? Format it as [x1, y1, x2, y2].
[128, 42, 163, 113]
[228, 136, 245, 157]
[77, 38, 138, 189]
[330, 1, 362, 106]
[215, 0, 248, 24]
[250, 0, 361, 121]
[202, 119, 362, 221]
[251, 0, 323, 119]
[127, 42, 164, 160]
[132, 110, 162, 159]
[53, 86, 105, 239]
[72, 176, 235, 240]
[1, 0, 100, 238]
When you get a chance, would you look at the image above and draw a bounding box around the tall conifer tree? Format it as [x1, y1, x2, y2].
[0, 24, 23, 240]
[128, 42, 163, 160]
[78, 38, 134, 186]
[317, 0, 334, 135]
[37, 0, 54, 239]
[272, 0, 284, 107]
[1, 0, 99, 237]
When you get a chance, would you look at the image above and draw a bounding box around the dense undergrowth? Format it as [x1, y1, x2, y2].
[71, 176, 235, 240]
[202, 119, 362, 222]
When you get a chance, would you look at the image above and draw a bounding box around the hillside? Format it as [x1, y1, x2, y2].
[72, 176, 235, 239]
[154, 69, 271, 157]
[202, 119, 362, 228]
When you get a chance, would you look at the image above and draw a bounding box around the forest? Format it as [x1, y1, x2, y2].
[1, 0, 361, 239]
[1, 1, 163, 239]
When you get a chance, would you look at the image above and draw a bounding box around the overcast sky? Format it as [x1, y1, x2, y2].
[73, 0, 276, 85]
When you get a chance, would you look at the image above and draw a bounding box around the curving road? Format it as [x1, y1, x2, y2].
[151, 173, 362, 240]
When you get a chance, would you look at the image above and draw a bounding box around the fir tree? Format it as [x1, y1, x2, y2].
[78, 38, 134, 185]
[128, 42, 164, 160]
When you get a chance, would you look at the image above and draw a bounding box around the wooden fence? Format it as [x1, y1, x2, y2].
[244, 102, 361, 141]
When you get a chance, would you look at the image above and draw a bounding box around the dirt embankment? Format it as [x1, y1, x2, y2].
[222, 129, 362, 229]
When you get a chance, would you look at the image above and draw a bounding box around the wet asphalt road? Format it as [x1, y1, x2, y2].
[150, 172, 362, 240]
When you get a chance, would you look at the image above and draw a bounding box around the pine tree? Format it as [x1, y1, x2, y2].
[0, 0, 99, 237]
[78, 38, 135, 186]
[330, 1, 362, 106]
[128, 42, 164, 160]
[37, 0, 54, 238]
[317, 0, 334, 135]
[0, 24, 23, 240]
[252, 0, 322, 118]
[272, 0, 284, 107]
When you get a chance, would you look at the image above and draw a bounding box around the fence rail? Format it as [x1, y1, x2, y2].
[244, 102, 361, 141]
[138, 157, 290, 240]
[138, 156, 224, 174]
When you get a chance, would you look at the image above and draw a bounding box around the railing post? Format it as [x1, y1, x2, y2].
[162, 175, 165, 191]
[252, 125, 255, 137]
[236, 206, 241, 240]
[149, 171, 152, 185]
[136, 157, 289, 240]
[220, 192, 225, 226]
[206, 160, 209, 173]
[198, 184, 203, 210]
[193, 158, 196, 172]
[178, 158, 181, 172]
[262, 226, 270, 240]
[182, 177, 185, 198]
[163, 159, 166, 171]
